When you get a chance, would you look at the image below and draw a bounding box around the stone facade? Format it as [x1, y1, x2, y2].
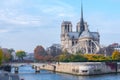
[61, 6, 100, 54]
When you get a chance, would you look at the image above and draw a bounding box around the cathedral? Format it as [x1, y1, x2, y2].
[61, 5, 101, 54]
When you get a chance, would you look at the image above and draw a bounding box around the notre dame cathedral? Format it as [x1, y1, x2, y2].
[61, 4, 101, 54]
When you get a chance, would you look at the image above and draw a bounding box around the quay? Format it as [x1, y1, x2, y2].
[40, 62, 120, 76]
[10, 62, 120, 76]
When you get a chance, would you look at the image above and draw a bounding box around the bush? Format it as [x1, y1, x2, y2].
[112, 50, 120, 60]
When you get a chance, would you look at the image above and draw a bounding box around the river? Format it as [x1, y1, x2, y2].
[11, 65, 120, 80]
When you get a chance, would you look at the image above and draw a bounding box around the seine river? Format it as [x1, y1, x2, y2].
[11, 65, 120, 80]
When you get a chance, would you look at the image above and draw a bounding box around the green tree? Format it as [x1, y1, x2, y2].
[8, 48, 15, 61]
[58, 50, 70, 62]
[59, 54, 66, 62]
[72, 54, 87, 62]
[0, 49, 3, 65]
[16, 50, 26, 60]
[112, 50, 120, 60]
[58, 53, 88, 62]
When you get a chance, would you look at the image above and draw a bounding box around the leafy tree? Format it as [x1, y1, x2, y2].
[16, 50, 26, 60]
[58, 50, 70, 62]
[44, 55, 53, 62]
[72, 54, 87, 62]
[8, 48, 15, 60]
[58, 53, 87, 62]
[62, 49, 69, 55]
[0, 49, 3, 65]
[83, 54, 113, 62]
[112, 50, 120, 60]
[8, 48, 15, 54]
[2, 48, 12, 62]
[59, 54, 66, 62]
[34, 45, 46, 61]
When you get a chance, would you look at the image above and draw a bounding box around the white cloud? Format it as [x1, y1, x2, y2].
[0, 0, 77, 31]
[0, 29, 9, 33]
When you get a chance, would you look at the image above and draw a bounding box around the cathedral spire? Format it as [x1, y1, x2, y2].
[81, 0, 83, 20]
[79, 0, 85, 36]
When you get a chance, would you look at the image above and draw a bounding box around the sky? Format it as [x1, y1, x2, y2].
[0, 0, 120, 53]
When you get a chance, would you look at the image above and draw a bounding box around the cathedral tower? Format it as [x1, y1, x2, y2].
[61, 21, 72, 49]
[61, 21, 72, 34]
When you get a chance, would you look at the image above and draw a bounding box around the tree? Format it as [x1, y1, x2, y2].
[2, 48, 12, 62]
[8, 48, 15, 61]
[34, 45, 46, 61]
[16, 50, 26, 60]
[72, 54, 87, 62]
[44, 55, 53, 62]
[58, 53, 87, 62]
[59, 54, 66, 62]
[0, 49, 3, 65]
[8, 48, 15, 54]
[112, 50, 120, 60]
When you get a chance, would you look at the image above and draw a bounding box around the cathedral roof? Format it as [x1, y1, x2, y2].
[67, 32, 79, 39]
[91, 32, 100, 39]
[79, 30, 93, 39]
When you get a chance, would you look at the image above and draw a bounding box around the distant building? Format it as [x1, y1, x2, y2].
[23, 53, 34, 61]
[109, 43, 120, 51]
[99, 43, 120, 56]
[61, 4, 100, 54]
[46, 44, 62, 56]
[11, 51, 17, 60]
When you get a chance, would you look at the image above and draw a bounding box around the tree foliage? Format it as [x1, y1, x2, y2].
[57, 51, 114, 62]
[84, 54, 108, 61]
[34, 45, 47, 61]
[8, 48, 15, 60]
[8, 48, 14, 54]
[112, 50, 120, 60]
[0, 49, 3, 65]
[2, 48, 12, 62]
[58, 53, 87, 62]
[16, 50, 26, 60]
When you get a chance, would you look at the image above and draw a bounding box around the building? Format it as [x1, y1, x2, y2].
[23, 53, 34, 61]
[46, 44, 62, 57]
[61, 4, 100, 54]
[109, 43, 120, 52]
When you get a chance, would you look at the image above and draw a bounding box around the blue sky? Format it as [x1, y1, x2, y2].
[0, 0, 120, 52]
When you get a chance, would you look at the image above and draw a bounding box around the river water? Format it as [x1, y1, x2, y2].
[11, 65, 120, 80]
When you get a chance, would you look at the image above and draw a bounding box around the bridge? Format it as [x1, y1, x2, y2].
[9, 62, 56, 73]
[10, 63, 43, 67]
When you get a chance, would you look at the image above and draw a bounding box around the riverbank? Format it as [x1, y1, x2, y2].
[41, 62, 120, 76]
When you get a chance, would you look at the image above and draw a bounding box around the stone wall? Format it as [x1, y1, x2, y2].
[41, 62, 117, 75]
